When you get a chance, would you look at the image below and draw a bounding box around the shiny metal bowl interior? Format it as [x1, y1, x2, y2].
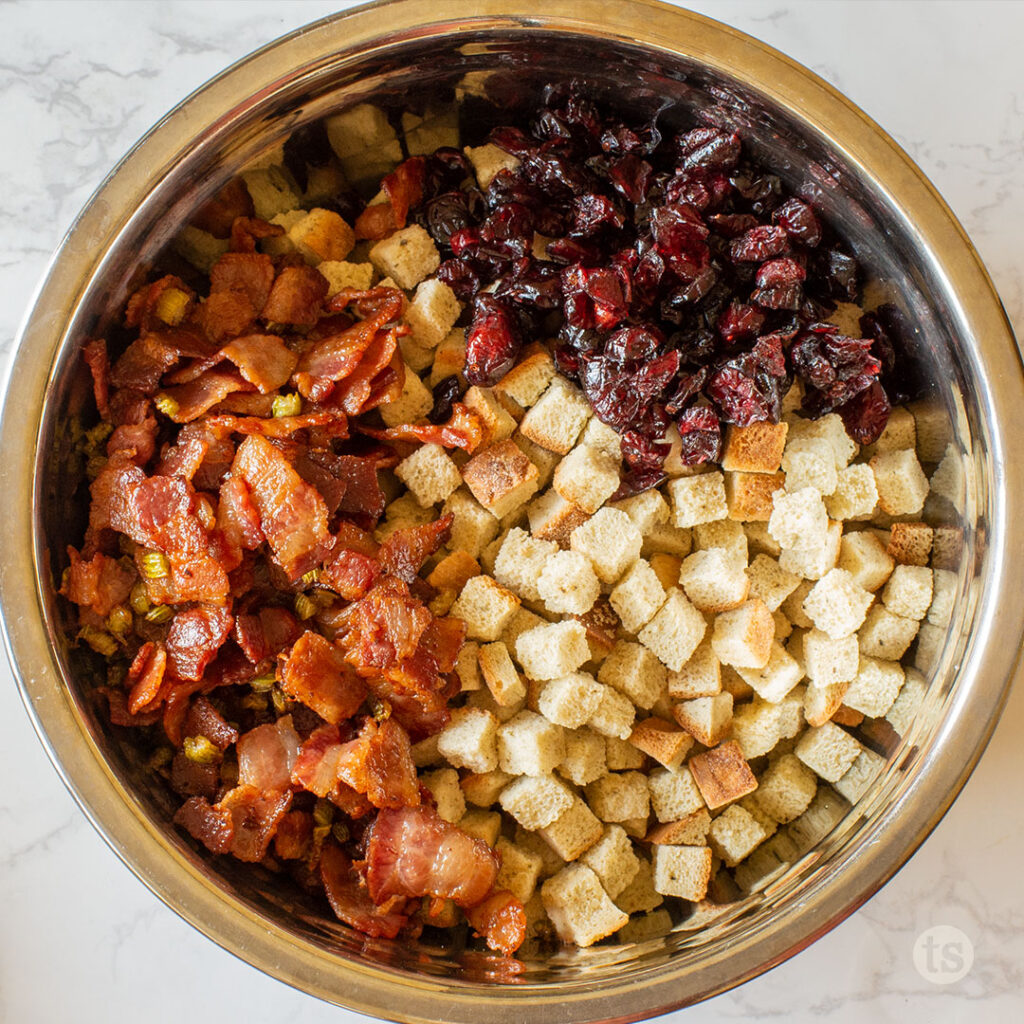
[2, 2, 1023, 1021]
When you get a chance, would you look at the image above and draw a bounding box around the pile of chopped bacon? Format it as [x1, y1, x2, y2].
[61, 207, 523, 956]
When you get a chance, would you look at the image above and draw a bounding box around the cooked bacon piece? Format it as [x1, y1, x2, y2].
[229, 216, 285, 254]
[339, 577, 433, 675]
[170, 751, 220, 799]
[262, 265, 328, 326]
[335, 717, 419, 810]
[330, 327, 403, 415]
[124, 276, 195, 333]
[82, 338, 110, 419]
[231, 434, 330, 579]
[465, 890, 527, 956]
[210, 252, 275, 312]
[157, 420, 232, 483]
[200, 291, 260, 345]
[320, 842, 408, 939]
[330, 781, 375, 819]
[354, 157, 425, 240]
[205, 411, 345, 440]
[233, 605, 302, 664]
[359, 349, 405, 412]
[162, 678, 206, 747]
[291, 723, 345, 797]
[61, 546, 135, 617]
[371, 683, 451, 743]
[365, 804, 500, 908]
[361, 402, 486, 452]
[237, 715, 301, 791]
[274, 809, 313, 860]
[389, 614, 465, 697]
[210, 391, 275, 417]
[279, 630, 368, 724]
[353, 203, 396, 242]
[166, 605, 234, 681]
[144, 555, 231, 607]
[98, 686, 163, 728]
[220, 785, 293, 862]
[126, 641, 168, 715]
[108, 388, 152, 427]
[127, 473, 207, 553]
[161, 370, 254, 423]
[107, 416, 158, 466]
[109, 333, 184, 393]
[378, 514, 452, 584]
[215, 475, 264, 569]
[333, 455, 386, 519]
[293, 321, 381, 404]
[322, 547, 381, 601]
[220, 333, 299, 393]
[175, 796, 234, 854]
[324, 285, 405, 321]
[183, 695, 239, 751]
[191, 178, 255, 239]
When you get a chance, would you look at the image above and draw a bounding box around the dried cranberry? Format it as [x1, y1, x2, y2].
[481, 202, 534, 241]
[731, 171, 782, 215]
[570, 192, 625, 237]
[424, 191, 475, 247]
[427, 376, 463, 424]
[488, 126, 535, 158]
[729, 224, 789, 262]
[651, 204, 710, 280]
[838, 379, 892, 444]
[465, 294, 522, 386]
[561, 265, 628, 329]
[665, 367, 709, 414]
[435, 258, 480, 302]
[605, 324, 664, 365]
[494, 259, 563, 309]
[717, 301, 765, 345]
[773, 198, 822, 248]
[675, 405, 722, 465]
[677, 127, 741, 171]
[707, 333, 790, 425]
[604, 154, 654, 204]
[544, 237, 604, 266]
[708, 212, 759, 238]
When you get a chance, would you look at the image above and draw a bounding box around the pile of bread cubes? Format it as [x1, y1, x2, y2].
[174, 100, 968, 951]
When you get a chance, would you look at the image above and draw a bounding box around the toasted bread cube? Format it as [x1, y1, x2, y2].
[607, 559, 665, 634]
[404, 278, 460, 350]
[826, 463, 879, 520]
[462, 439, 540, 519]
[667, 472, 729, 528]
[465, 142, 522, 189]
[427, 551, 480, 595]
[597, 641, 668, 711]
[648, 765, 705, 823]
[605, 735, 646, 771]
[652, 845, 712, 901]
[831, 705, 864, 727]
[615, 856, 664, 914]
[795, 722, 862, 782]
[515, 620, 590, 680]
[513, 432, 563, 491]
[526, 489, 590, 549]
[402, 103, 459, 155]
[781, 437, 837, 496]
[500, 606, 546, 651]
[553, 444, 620, 515]
[780, 579, 815, 629]
[499, 773, 574, 830]
[772, 608, 793, 640]
[452, 576, 520, 642]
[673, 692, 734, 746]
[587, 685, 636, 740]
[885, 667, 927, 735]
[751, 753, 817, 824]
[539, 797, 605, 861]
[394, 442, 462, 507]
[745, 554, 800, 613]
[492, 527, 557, 603]
[635, 590, 707, 673]
[538, 672, 604, 729]
[538, 550, 601, 615]
[287, 207, 355, 265]
[491, 837, 543, 905]
[734, 642, 801, 704]
[568, 507, 643, 585]
[579, 417, 623, 461]
[787, 412, 858, 469]
[646, 808, 712, 846]
[768, 487, 829, 552]
[479, 641, 527, 707]
[843, 657, 904, 718]
[688, 741, 758, 810]
[838, 531, 894, 592]
[871, 449, 929, 516]
[586, 771, 650, 822]
[318, 259, 375, 295]
[463, 385, 517, 449]
[421, 767, 466, 823]
[325, 102, 401, 178]
[240, 166, 300, 220]
[580, 825, 641, 899]
[380, 368, 434, 429]
[369, 224, 439, 290]
[708, 804, 771, 867]
[466, 682, 524, 724]
[744, 520, 782, 559]
[858, 605, 919, 661]
[863, 405, 917, 458]
[515, 826, 567, 880]
[437, 707, 499, 773]
[803, 569, 872, 639]
[725, 471, 786, 521]
[833, 747, 887, 804]
[722, 421, 789, 474]
[461, 769, 513, 808]
[777, 518, 843, 581]
[458, 809, 502, 847]
[730, 698, 782, 759]
[667, 642, 721, 699]
[887, 521, 933, 566]
[802, 680, 851, 728]
[803, 629, 858, 687]
[429, 327, 467, 387]
[927, 568, 957, 627]
[648, 554, 684, 594]
[914, 621, 945, 673]
[611, 490, 671, 535]
[557, 727, 607, 786]
[711, 599, 774, 670]
[617, 907, 674, 943]
[542, 863, 628, 946]
[678, 548, 749, 613]
[907, 397, 952, 461]
[777, 685, 807, 739]
[410, 732, 443, 768]
[443, 488, 499, 558]
[495, 348, 555, 409]
[629, 717, 693, 769]
[519, 379, 591, 454]
[882, 564, 933, 620]
[786, 787, 849, 852]
[642, 522, 694, 560]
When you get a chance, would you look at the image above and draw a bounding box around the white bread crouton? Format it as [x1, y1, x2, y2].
[538, 673, 604, 729]
[495, 348, 556, 409]
[870, 449, 929, 515]
[914, 621, 945, 674]
[605, 735, 646, 771]
[459, 809, 502, 847]
[786, 787, 849, 851]
[833, 747, 887, 804]
[515, 620, 590, 680]
[649, 553, 684, 593]
[688, 741, 759, 810]
[708, 804, 771, 866]
[538, 797, 604, 861]
[781, 579, 815, 629]
[781, 437, 837, 496]
[461, 439, 540, 519]
[648, 765, 705, 822]
[667, 472, 729, 528]
[843, 656, 904, 718]
[721, 421, 789, 473]
[598, 641, 668, 711]
[725, 470, 786, 521]
[838, 530, 894, 591]
[369, 224, 440, 290]
[615, 857, 665, 914]
[882, 564, 933, 620]
[466, 684, 524, 724]
[429, 327, 467, 387]
[857, 605, 919, 661]
[463, 385, 517, 448]
[887, 521, 933, 566]
[787, 412, 857, 468]
[411, 733, 442, 768]
[494, 837, 544, 904]
[172, 225, 229, 272]
[711, 599, 774, 670]
[735, 641, 802, 703]
[553, 444, 620, 514]
[646, 808, 711, 847]
[582, 417, 623, 461]
[479, 641, 527, 707]
[885, 667, 927, 735]
[629, 717, 693, 770]
[542, 863, 628, 946]
[642, 522, 693, 558]
[927, 568, 957, 627]
[746, 554, 801, 612]
[803, 629, 859, 687]
[679, 548, 749, 612]
[652, 845, 713, 901]
[421, 768, 466, 823]
[581, 825, 640, 899]
[777, 518, 842, 581]
[557, 727, 608, 786]
[768, 486, 829, 552]
[287, 207, 355, 265]
[586, 685, 636, 740]
[638, 590, 708, 672]
[451, 576, 521, 642]
[826, 463, 878, 520]
[500, 606, 546, 651]
[394, 442, 462, 507]
[526, 489, 590, 548]
[519, 379, 591, 454]
[325, 103, 402, 183]
[609, 559, 666, 633]
[795, 722, 862, 782]
[908, 398, 952, 462]
[498, 711, 566, 775]
[379, 367, 434, 428]
[499, 773, 574, 830]
[802, 568, 872, 638]
[571, 507, 644, 584]
[437, 707, 499, 773]
[694, 516, 749, 560]
[611, 489, 671, 535]
[930, 446, 966, 509]
[730, 699, 782, 759]
[673, 692, 734, 746]
[745, 520, 782, 558]
[443, 488, 499, 558]
[750, 753, 817, 823]
[465, 142, 522, 189]
[493, 527, 557, 602]
[585, 771, 650, 822]
[240, 166, 300, 220]
[863, 404, 916, 457]
[667, 642, 721, 699]
[317, 259, 375, 295]
[461, 769, 514, 808]
[405, 278, 461, 349]
[538, 550, 600, 615]
[773, 608, 793, 640]
[402, 104, 459, 155]
[802, 680, 851, 728]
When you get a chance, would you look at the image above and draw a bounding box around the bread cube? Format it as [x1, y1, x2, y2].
[871, 449, 929, 516]
[927, 568, 957, 627]
[519, 379, 591, 454]
[826, 463, 879, 520]
[721, 421, 789, 473]
[427, 551, 480, 595]
[542, 863, 629, 947]
[708, 804, 772, 867]
[436, 707, 499, 773]
[607, 562, 664, 637]
[462, 439, 540, 519]
[478, 641, 528, 707]
[629, 717, 693, 769]
[605, 735, 646, 772]
[786, 786, 849, 852]
[537, 673, 604, 730]
[768, 487, 829, 552]
[711, 599, 774, 670]
[463, 385, 517, 449]
[494, 837, 544, 904]
[646, 808, 712, 847]
[633, 589, 705, 672]
[679, 548, 750, 612]
[802, 568, 872, 638]
[538, 797, 604, 861]
[567, 507, 642, 585]
[882, 564, 933, 620]
[667, 472, 729, 528]
[833, 747, 887, 804]
[652, 845, 713, 901]
[495, 348, 556, 409]
[173, 225, 229, 273]
[580, 417, 623, 461]
[857, 605, 919, 661]
[587, 685, 636, 740]
[745, 554, 800, 613]
[786, 412, 857, 469]
[499, 607, 545, 652]
[885, 666, 927, 735]
[776, 684, 807, 739]
[781, 437, 838, 496]
[460, 769, 514, 808]
[777, 518, 843, 582]
[451, 576, 520, 642]
[795, 722, 862, 782]
[735, 641, 802, 703]
[803, 629, 858, 687]
[725, 471, 787, 521]
[428, 327, 467, 387]
[838, 530, 894, 592]
[442, 488, 499, 559]
[696, 518, 750, 560]
[459, 808, 502, 847]
[688, 741, 758, 810]
[887, 521, 933, 566]
[240, 166, 300, 221]
[525, 489, 588, 549]
[597, 641, 668, 711]
[465, 142, 522, 189]
[667, 642, 721, 700]
[730, 698, 782, 759]
[557, 727, 608, 786]
[318, 259, 375, 295]
[552, 444, 620, 514]
[403, 278, 460, 350]
[379, 365, 433, 428]
[325, 102, 402, 178]
[537, 550, 600, 615]
[780, 579, 814, 629]
[368, 224, 439, 290]
[492, 527, 557, 602]
[745, 520, 782, 558]
[617, 908, 674, 943]
[421, 767, 466, 823]
[648, 765, 705, 823]
[512, 432, 561, 492]
[843, 656, 904, 718]
[611, 489, 671, 535]
[914, 621, 945, 674]
[394, 442, 462, 507]
[515, 620, 590, 680]
[586, 771, 650, 822]
[931, 525, 964, 571]
[580, 825, 641, 899]
[499, 773, 573, 829]
[751, 753, 817, 823]
[642, 522, 693, 559]
[863, 405, 917, 458]
[287, 207, 355, 265]
[673, 692, 734, 746]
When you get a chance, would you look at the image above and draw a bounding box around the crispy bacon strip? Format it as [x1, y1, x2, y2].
[126, 641, 168, 716]
[354, 157, 425, 240]
[165, 604, 234, 681]
[262, 265, 328, 326]
[237, 715, 300, 791]
[183, 695, 239, 750]
[220, 333, 299, 393]
[465, 890, 527, 956]
[320, 843, 408, 939]
[279, 630, 368, 724]
[334, 717, 420, 810]
[176, 786, 292, 863]
[378, 514, 452, 583]
[191, 178, 255, 239]
[291, 724, 345, 797]
[360, 403, 486, 452]
[82, 339, 110, 419]
[161, 370, 254, 423]
[61, 547, 135, 617]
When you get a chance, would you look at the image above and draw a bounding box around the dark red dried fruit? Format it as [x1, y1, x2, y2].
[465, 294, 522, 386]
[651, 204, 710, 280]
[707, 333, 790, 426]
[773, 198, 822, 248]
[790, 324, 881, 415]
[675, 405, 722, 465]
[729, 224, 789, 262]
[838, 379, 892, 445]
[717, 301, 765, 345]
[677, 127, 741, 171]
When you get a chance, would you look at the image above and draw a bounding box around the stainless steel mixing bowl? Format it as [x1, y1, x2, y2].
[2, 2, 1022, 1020]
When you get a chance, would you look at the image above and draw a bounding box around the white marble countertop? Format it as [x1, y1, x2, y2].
[2, 2, 1022, 1021]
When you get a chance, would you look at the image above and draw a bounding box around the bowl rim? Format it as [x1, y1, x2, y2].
[3, 1, 1024, 1020]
